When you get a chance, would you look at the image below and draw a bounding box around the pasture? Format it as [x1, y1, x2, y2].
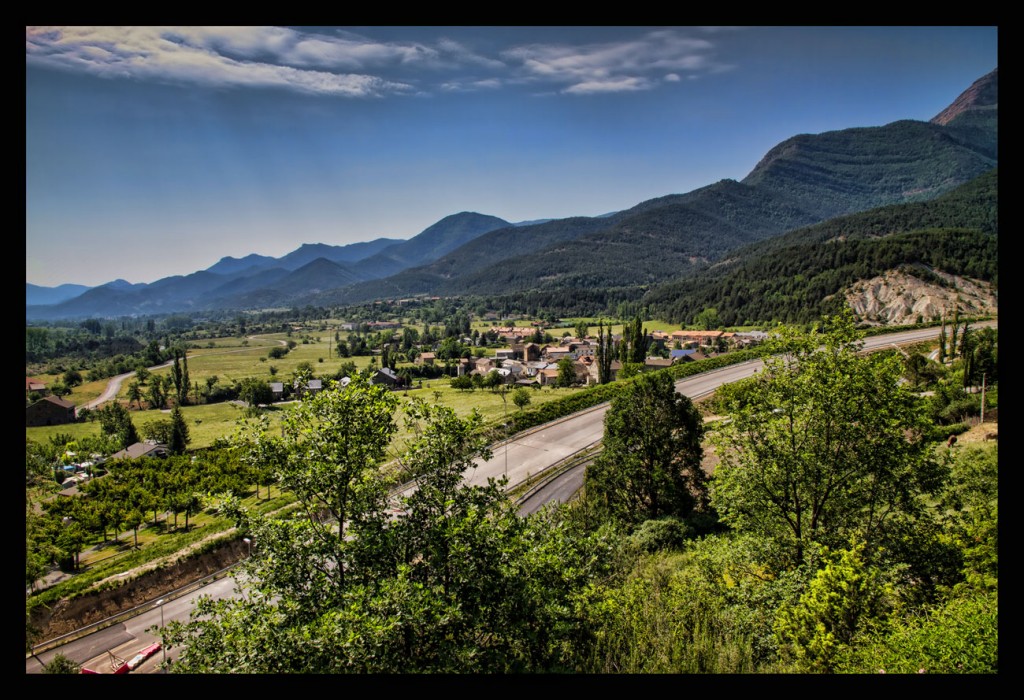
[28, 330, 588, 452]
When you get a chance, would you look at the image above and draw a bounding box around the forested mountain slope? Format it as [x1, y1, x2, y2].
[643, 168, 998, 326]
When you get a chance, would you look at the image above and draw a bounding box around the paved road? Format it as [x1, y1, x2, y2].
[26, 572, 243, 674]
[508, 322, 997, 510]
[32, 322, 993, 672]
[79, 336, 288, 412]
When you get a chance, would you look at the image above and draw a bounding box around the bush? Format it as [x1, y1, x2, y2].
[628, 517, 691, 553]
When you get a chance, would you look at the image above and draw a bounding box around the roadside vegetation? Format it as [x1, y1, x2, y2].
[26, 302, 996, 673]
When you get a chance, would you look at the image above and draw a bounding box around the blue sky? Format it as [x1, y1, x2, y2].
[26, 26, 998, 288]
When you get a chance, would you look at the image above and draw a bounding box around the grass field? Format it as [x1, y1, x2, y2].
[28, 327, 590, 452]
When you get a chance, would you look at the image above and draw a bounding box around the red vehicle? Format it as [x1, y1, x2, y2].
[80, 643, 161, 674]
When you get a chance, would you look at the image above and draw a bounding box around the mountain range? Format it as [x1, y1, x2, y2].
[26, 68, 998, 322]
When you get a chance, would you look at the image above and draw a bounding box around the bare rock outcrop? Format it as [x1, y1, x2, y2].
[845, 268, 996, 326]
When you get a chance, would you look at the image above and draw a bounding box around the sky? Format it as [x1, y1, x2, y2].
[26, 26, 998, 288]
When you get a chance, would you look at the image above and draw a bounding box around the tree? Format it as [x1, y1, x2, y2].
[42, 653, 80, 674]
[168, 406, 191, 455]
[126, 380, 143, 409]
[237, 377, 273, 408]
[62, 369, 83, 388]
[147, 379, 166, 410]
[161, 377, 401, 669]
[574, 320, 590, 340]
[695, 307, 720, 331]
[622, 315, 648, 364]
[163, 385, 612, 673]
[97, 402, 139, 448]
[142, 418, 173, 445]
[450, 375, 474, 392]
[710, 312, 946, 566]
[181, 492, 204, 531]
[774, 539, 894, 672]
[483, 369, 503, 391]
[170, 349, 190, 406]
[595, 320, 615, 385]
[512, 386, 531, 411]
[585, 371, 706, 525]
[555, 357, 576, 388]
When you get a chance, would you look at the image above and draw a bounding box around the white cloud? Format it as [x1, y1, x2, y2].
[436, 37, 507, 70]
[25, 26, 434, 96]
[25, 26, 734, 98]
[504, 29, 725, 94]
[440, 78, 503, 92]
[564, 77, 651, 94]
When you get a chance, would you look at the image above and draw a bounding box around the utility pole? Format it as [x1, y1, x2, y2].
[980, 373, 986, 423]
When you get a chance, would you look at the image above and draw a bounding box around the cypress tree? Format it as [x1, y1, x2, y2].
[168, 406, 190, 455]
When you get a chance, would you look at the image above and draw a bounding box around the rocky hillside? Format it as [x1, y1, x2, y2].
[845, 268, 997, 326]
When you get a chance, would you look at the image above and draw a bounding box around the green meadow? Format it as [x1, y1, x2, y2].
[28, 330, 589, 452]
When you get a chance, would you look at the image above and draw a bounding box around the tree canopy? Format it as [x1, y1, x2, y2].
[585, 371, 707, 525]
[710, 311, 946, 565]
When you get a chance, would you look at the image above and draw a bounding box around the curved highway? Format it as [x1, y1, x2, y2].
[30, 321, 993, 672]
[467, 324, 991, 496]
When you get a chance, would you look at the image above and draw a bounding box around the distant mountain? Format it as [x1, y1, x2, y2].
[353, 212, 510, 280]
[26, 69, 997, 321]
[204, 253, 280, 277]
[26, 283, 91, 306]
[25, 216, 499, 319]
[432, 179, 820, 297]
[101, 279, 147, 292]
[326, 68, 997, 303]
[931, 68, 997, 126]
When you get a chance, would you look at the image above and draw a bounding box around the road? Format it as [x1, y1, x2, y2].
[510, 322, 997, 511]
[26, 574, 242, 674]
[31, 322, 993, 671]
[78, 336, 288, 412]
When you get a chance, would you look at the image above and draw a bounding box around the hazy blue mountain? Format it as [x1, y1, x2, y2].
[26, 283, 91, 306]
[204, 253, 280, 277]
[353, 212, 511, 280]
[26, 69, 996, 320]
[323, 68, 997, 303]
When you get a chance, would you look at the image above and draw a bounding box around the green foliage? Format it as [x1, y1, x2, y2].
[164, 382, 617, 672]
[141, 418, 173, 445]
[96, 402, 139, 449]
[585, 372, 706, 525]
[168, 406, 190, 455]
[62, 368, 83, 387]
[774, 539, 895, 672]
[711, 312, 945, 566]
[626, 517, 691, 554]
[577, 535, 795, 674]
[237, 377, 273, 408]
[645, 169, 998, 326]
[42, 653, 80, 674]
[169, 349, 190, 406]
[936, 443, 998, 593]
[511, 386, 531, 410]
[833, 589, 998, 674]
[555, 357, 576, 388]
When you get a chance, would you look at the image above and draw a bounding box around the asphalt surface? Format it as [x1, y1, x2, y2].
[32, 321, 994, 673]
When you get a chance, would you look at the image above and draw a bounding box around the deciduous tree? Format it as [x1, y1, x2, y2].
[710, 312, 945, 566]
[585, 371, 706, 525]
[97, 402, 139, 449]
